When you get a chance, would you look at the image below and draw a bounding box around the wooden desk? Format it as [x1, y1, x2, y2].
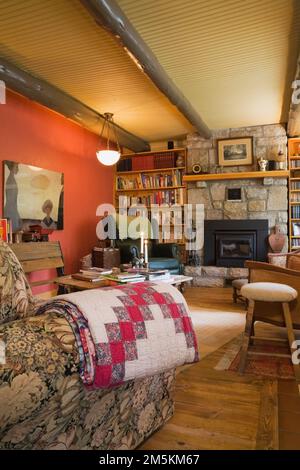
[55, 274, 193, 294]
[55, 275, 116, 293]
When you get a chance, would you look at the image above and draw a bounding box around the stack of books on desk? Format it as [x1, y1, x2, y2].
[103, 273, 146, 283]
[71, 268, 113, 283]
[146, 270, 172, 281]
[72, 273, 103, 283]
[127, 268, 172, 281]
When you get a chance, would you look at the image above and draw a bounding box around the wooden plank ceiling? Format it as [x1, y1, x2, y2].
[0, 0, 193, 142]
[118, 0, 300, 130]
[1, 0, 299, 139]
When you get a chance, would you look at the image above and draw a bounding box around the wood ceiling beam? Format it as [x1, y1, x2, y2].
[80, 0, 212, 139]
[0, 57, 150, 152]
[288, 54, 300, 137]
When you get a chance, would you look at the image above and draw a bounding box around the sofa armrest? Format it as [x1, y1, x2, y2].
[151, 243, 179, 259]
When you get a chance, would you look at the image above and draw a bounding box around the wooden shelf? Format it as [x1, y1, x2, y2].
[183, 170, 289, 182]
[116, 186, 185, 192]
[116, 205, 184, 208]
[289, 138, 300, 250]
[114, 148, 188, 260]
[116, 167, 185, 175]
[120, 147, 186, 158]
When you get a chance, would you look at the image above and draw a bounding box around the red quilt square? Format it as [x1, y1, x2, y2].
[127, 306, 143, 322]
[110, 342, 125, 363]
[93, 365, 112, 388]
[169, 303, 180, 319]
[182, 316, 192, 333]
[152, 292, 167, 304]
[120, 322, 135, 341]
[130, 294, 147, 306]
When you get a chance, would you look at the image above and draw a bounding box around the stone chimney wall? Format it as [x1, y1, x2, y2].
[185, 123, 289, 286]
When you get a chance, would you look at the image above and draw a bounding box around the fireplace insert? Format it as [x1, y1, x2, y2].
[204, 220, 268, 267]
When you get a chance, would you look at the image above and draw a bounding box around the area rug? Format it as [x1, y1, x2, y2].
[215, 334, 294, 380]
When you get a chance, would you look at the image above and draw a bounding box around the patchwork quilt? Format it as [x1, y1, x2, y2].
[37, 282, 198, 388]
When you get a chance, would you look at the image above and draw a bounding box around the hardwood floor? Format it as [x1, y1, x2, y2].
[140, 287, 300, 450]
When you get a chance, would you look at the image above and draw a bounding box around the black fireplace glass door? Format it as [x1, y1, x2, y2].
[215, 232, 256, 266]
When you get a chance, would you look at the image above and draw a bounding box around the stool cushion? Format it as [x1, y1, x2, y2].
[232, 278, 248, 289]
[241, 282, 298, 303]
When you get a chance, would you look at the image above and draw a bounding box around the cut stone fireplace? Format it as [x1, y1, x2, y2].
[204, 220, 269, 267]
[184, 123, 288, 287]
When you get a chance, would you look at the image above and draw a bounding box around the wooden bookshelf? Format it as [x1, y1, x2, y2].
[114, 148, 187, 245]
[288, 138, 300, 250]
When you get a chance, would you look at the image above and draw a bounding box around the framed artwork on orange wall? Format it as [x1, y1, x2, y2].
[3, 161, 64, 232]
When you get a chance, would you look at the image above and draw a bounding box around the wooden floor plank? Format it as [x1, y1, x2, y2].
[256, 381, 279, 450]
[140, 287, 300, 450]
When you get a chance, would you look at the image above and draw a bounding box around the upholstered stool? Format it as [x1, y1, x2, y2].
[239, 282, 300, 390]
[232, 278, 249, 305]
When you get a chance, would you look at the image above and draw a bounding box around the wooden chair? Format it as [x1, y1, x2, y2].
[10, 241, 65, 295]
[241, 260, 300, 392]
[268, 248, 300, 269]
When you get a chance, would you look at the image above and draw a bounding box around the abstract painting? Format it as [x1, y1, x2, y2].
[3, 161, 64, 231]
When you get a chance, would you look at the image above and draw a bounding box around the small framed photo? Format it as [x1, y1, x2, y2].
[0, 219, 8, 242]
[218, 137, 253, 167]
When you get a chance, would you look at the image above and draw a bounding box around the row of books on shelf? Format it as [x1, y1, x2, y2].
[116, 152, 183, 172]
[292, 239, 300, 247]
[290, 160, 300, 168]
[291, 206, 300, 218]
[118, 192, 185, 207]
[118, 189, 184, 206]
[290, 181, 300, 189]
[290, 193, 300, 202]
[116, 171, 183, 190]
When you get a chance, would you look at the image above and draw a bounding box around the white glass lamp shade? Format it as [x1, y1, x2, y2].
[96, 149, 120, 166]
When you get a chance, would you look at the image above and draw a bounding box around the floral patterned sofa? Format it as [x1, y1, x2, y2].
[0, 241, 175, 450]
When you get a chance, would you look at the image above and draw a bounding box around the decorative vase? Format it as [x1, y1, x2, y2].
[258, 157, 268, 171]
[268, 225, 285, 253]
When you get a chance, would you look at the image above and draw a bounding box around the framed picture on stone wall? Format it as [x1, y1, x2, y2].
[217, 137, 253, 167]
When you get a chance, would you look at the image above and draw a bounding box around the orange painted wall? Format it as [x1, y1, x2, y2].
[0, 89, 114, 279]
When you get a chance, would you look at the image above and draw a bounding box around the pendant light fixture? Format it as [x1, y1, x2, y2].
[96, 112, 121, 166]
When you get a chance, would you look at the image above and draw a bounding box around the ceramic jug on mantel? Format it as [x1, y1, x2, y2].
[268, 225, 285, 253]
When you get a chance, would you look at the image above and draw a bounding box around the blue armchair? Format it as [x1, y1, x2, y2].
[116, 239, 183, 274]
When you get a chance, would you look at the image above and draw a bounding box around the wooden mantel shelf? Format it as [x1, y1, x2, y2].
[183, 170, 289, 182]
